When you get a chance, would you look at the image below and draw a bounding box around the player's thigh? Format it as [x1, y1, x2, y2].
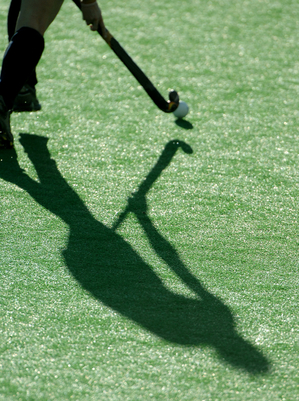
[16, 0, 64, 35]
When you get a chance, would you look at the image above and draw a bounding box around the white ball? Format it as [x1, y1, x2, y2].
[173, 101, 189, 119]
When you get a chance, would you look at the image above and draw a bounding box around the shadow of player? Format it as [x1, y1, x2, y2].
[0, 134, 270, 374]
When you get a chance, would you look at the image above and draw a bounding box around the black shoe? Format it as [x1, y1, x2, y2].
[0, 96, 13, 149]
[13, 84, 41, 112]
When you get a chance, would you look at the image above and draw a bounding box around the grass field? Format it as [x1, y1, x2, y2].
[0, 0, 299, 399]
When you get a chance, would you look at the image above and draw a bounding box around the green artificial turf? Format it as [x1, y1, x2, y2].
[0, 0, 299, 399]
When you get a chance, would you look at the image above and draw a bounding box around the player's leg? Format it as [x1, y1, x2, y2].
[0, 0, 64, 148]
[15, 0, 65, 111]
[16, 0, 65, 35]
[7, 0, 22, 40]
[7, 0, 41, 112]
[0, 26, 44, 148]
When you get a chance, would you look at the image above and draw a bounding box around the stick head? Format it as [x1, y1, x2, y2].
[167, 90, 180, 112]
[166, 140, 193, 155]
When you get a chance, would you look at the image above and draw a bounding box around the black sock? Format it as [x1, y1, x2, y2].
[0, 27, 44, 109]
[7, 0, 38, 89]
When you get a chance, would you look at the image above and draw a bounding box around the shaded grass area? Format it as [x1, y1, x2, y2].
[1, 0, 299, 399]
[0, 136, 269, 371]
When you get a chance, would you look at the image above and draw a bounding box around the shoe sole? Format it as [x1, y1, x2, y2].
[13, 102, 41, 112]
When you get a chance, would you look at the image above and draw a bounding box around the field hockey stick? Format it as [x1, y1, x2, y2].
[73, 0, 180, 113]
[111, 140, 192, 231]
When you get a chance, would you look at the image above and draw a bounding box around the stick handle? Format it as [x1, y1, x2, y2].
[72, 0, 178, 112]
[112, 140, 192, 231]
